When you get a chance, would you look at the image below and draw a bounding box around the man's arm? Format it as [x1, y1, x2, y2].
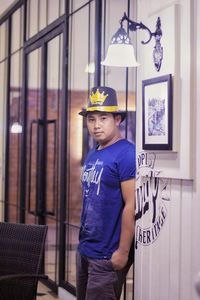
[111, 178, 135, 270]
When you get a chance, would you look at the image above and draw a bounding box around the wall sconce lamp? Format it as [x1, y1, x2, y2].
[10, 122, 23, 133]
[101, 12, 163, 71]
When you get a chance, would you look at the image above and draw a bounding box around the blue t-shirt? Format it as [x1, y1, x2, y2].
[78, 139, 136, 259]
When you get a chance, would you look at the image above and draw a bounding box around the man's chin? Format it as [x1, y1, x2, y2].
[95, 138, 103, 144]
[93, 135, 104, 142]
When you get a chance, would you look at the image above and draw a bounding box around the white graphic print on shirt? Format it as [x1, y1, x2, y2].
[82, 159, 104, 196]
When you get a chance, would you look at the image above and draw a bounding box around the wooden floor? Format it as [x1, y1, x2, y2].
[37, 282, 59, 300]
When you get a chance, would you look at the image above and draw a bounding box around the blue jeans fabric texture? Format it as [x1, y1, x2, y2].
[76, 251, 132, 300]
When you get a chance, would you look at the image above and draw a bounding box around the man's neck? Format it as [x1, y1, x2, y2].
[98, 135, 122, 150]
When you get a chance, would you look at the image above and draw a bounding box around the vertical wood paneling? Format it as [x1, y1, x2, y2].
[149, 182, 171, 300]
[168, 180, 181, 300]
[191, 0, 200, 298]
[191, 191, 200, 300]
[135, 178, 196, 299]
[135, 0, 200, 299]
[180, 180, 193, 300]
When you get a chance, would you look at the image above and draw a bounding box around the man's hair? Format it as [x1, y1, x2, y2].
[113, 113, 122, 122]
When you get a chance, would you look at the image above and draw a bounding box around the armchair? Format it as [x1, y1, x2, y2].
[0, 222, 48, 300]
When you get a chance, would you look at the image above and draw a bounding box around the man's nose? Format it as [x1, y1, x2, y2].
[94, 119, 101, 128]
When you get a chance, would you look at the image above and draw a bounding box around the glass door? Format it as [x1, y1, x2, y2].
[25, 32, 63, 291]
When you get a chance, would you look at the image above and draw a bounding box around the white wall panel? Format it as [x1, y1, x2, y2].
[135, 0, 200, 299]
[191, 1, 200, 298]
[135, 177, 196, 299]
[168, 180, 181, 300]
[136, 0, 193, 179]
[179, 180, 193, 300]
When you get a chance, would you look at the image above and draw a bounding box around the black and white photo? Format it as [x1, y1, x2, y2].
[142, 74, 172, 150]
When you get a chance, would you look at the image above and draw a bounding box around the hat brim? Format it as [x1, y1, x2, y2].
[78, 109, 126, 122]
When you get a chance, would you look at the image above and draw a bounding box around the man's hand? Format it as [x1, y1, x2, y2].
[111, 248, 128, 270]
[110, 178, 135, 271]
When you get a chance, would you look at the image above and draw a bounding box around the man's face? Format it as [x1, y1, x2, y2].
[86, 112, 121, 146]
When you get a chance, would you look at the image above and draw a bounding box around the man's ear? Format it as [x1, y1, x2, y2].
[115, 114, 122, 126]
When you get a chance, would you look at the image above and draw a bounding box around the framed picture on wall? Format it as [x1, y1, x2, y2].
[142, 74, 172, 150]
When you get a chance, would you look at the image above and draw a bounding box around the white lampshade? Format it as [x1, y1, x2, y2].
[101, 26, 140, 67]
[101, 43, 139, 67]
[11, 122, 23, 133]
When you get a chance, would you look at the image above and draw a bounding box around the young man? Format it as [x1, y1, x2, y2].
[77, 86, 136, 300]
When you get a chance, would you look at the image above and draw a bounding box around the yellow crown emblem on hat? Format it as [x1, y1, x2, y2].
[90, 89, 108, 105]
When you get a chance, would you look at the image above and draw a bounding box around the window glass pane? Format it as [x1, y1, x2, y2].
[0, 60, 8, 217]
[25, 48, 41, 225]
[45, 34, 63, 283]
[69, 0, 91, 13]
[65, 2, 95, 287]
[0, 21, 8, 60]
[101, 2, 136, 299]
[47, 0, 59, 25]
[11, 7, 23, 53]
[87, 1, 95, 89]
[59, 0, 65, 16]
[39, 0, 47, 31]
[69, 7, 93, 91]
[7, 50, 23, 222]
[26, 0, 39, 39]
[102, 0, 128, 93]
[127, 0, 137, 126]
[102, 0, 136, 141]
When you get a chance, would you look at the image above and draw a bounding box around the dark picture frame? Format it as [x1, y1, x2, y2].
[142, 74, 172, 150]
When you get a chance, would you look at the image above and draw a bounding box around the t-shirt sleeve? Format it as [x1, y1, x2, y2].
[116, 143, 136, 181]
